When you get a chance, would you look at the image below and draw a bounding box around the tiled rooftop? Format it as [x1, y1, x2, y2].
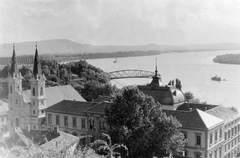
[46, 100, 95, 115]
[164, 109, 223, 130]
[176, 103, 218, 111]
[205, 105, 239, 122]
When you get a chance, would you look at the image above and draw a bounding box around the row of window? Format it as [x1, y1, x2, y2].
[209, 147, 222, 158]
[32, 87, 44, 96]
[225, 124, 240, 141]
[210, 128, 223, 146]
[48, 114, 106, 131]
[181, 131, 202, 146]
[9, 85, 20, 94]
[224, 135, 240, 153]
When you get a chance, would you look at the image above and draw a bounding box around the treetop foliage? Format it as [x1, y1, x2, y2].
[106, 86, 186, 158]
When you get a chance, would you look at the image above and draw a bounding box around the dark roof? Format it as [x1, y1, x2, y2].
[85, 102, 112, 114]
[177, 103, 218, 111]
[10, 45, 19, 76]
[46, 100, 95, 115]
[205, 106, 239, 122]
[22, 85, 86, 107]
[138, 85, 185, 105]
[33, 45, 42, 77]
[164, 109, 223, 130]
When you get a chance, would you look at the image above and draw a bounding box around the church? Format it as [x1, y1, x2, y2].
[7, 44, 86, 136]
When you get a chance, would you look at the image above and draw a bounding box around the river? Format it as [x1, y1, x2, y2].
[87, 50, 240, 110]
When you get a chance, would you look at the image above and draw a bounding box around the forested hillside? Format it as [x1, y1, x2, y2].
[0, 59, 118, 102]
[213, 54, 240, 65]
[0, 50, 161, 65]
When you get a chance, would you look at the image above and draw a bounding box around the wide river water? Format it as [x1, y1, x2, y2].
[87, 50, 240, 110]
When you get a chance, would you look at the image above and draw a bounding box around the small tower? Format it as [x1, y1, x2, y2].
[149, 59, 162, 87]
[30, 43, 46, 128]
[8, 43, 23, 96]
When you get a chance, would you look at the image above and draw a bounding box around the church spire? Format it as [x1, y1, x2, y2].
[33, 42, 42, 78]
[10, 43, 19, 77]
[150, 58, 160, 87]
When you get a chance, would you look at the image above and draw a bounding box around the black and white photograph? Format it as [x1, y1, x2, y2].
[0, 0, 240, 158]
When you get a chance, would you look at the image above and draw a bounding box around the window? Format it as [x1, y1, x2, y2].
[196, 136, 201, 145]
[210, 134, 213, 145]
[33, 125, 36, 129]
[42, 110, 44, 114]
[48, 114, 52, 124]
[235, 126, 237, 135]
[73, 117, 77, 128]
[10, 86, 12, 93]
[32, 87, 35, 96]
[64, 116, 68, 127]
[41, 100, 44, 105]
[15, 99, 18, 104]
[232, 128, 234, 137]
[56, 115, 60, 125]
[33, 101, 35, 105]
[228, 130, 231, 139]
[40, 87, 43, 96]
[98, 120, 102, 130]
[33, 110, 35, 114]
[89, 119, 93, 130]
[215, 130, 218, 141]
[81, 118, 86, 129]
[220, 129, 222, 139]
[17, 86, 20, 91]
[214, 150, 217, 158]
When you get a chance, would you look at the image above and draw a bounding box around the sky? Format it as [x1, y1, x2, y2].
[0, 0, 240, 45]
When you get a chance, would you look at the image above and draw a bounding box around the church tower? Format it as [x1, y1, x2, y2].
[8, 44, 24, 135]
[8, 44, 23, 96]
[30, 43, 46, 128]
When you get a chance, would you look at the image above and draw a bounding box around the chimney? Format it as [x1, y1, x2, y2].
[53, 126, 59, 135]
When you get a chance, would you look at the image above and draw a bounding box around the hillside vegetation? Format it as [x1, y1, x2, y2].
[213, 54, 240, 65]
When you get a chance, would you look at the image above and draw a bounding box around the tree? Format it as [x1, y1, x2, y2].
[184, 91, 194, 102]
[106, 86, 185, 158]
[92, 133, 128, 158]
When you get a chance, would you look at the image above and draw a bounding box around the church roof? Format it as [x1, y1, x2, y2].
[10, 44, 19, 76]
[164, 109, 223, 130]
[22, 85, 86, 107]
[33, 43, 42, 78]
[205, 106, 239, 122]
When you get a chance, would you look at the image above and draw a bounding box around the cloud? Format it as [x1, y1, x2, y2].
[0, 0, 240, 45]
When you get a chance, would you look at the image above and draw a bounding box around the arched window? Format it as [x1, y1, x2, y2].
[40, 87, 43, 96]
[10, 86, 12, 94]
[17, 86, 20, 91]
[32, 87, 35, 96]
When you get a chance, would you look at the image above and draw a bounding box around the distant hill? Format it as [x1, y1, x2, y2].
[1, 39, 240, 57]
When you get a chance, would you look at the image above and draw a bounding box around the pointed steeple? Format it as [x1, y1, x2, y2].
[10, 43, 19, 77]
[150, 58, 160, 87]
[33, 42, 42, 78]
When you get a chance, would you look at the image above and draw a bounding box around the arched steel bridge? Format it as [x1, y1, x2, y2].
[108, 70, 161, 80]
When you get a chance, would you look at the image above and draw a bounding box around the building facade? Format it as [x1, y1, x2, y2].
[45, 100, 110, 144]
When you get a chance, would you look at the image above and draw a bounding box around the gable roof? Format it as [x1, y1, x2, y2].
[45, 100, 95, 115]
[176, 103, 218, 111]
[85, 102, 112, 114]
[40, 131, 79, 152]
[164, 109, 223, 130]
[22, 85, 86, 107]
[205, 106, 239, 122]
